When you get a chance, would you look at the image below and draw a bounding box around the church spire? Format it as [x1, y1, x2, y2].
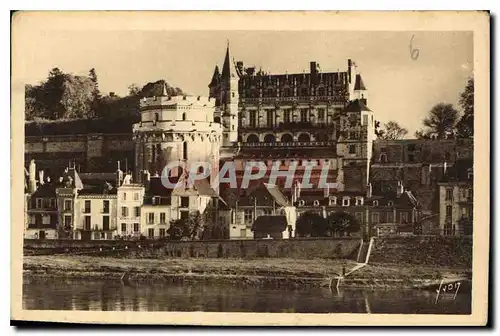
[221, 42, 238, 80]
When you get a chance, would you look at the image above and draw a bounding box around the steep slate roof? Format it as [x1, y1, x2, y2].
[354, 74, 366, 90]
[344, 99, 371, 112]
[221, 45, 238, 80]
[209, 65, 220, 87]
[251, 215, 288, 233]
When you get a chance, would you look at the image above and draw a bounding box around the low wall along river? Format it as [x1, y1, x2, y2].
[24, 236, 472, 267]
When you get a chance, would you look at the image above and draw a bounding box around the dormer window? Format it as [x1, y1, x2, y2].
[152, 196, 161, 205]
[355, 197, 364, 206]
[388, 201, 394, 207]
[298, 200, 305, 207]
[329, 196, 337, 206]
[379, 154, 387, 163]
[342, 197, 350, 207]
[373, 200, 379, 206]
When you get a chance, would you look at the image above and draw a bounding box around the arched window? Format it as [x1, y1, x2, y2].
[264, 134, 276, 143]
[379, 154, 387, 163]
[298, 133, 311, 142]
[183, 142, 188, 161]
[182, 112, 186, 121]
[315, 132, 329, 142]
[281, 133, 293, 143]
[388, 201, 394, 207]
[246, 134, 259, 143]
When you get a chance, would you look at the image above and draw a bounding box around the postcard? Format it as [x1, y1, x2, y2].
[11, 10, 489, 326]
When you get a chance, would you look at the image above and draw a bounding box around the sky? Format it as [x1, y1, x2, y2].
[17, 30, 473, 135]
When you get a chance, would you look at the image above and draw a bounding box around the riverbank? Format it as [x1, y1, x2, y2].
[23, 256, 471, 289]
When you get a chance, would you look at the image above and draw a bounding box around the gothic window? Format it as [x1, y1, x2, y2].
[249, 111, 257, 128]
[281, 133, 293, 143]
[283, 109, 291, 123]
[266, 110, 274, 128]
[300, 109, 308, 123]
[317, 108, 325, 121]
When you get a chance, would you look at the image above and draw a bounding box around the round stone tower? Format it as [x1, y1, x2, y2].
[133, 83, 223, 184]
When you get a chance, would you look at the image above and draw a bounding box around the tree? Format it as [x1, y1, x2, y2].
[88, 68, 101, 118]
[128, 83, 141, 96]
[166, 211, 205, 240]
[378, 121, 408, 140]
[326, 212, 360, 237]
[296, 211, 327, 237]
[456, 77, 474, 138]
[419, 103, 459, 139]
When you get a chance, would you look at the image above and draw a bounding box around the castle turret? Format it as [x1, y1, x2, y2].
[219, 42, 240, 147]
[133, 92, 222, 184]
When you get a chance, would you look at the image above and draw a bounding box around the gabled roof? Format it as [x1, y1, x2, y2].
[31, 183, 57, 198]
[344, 99, 371, 112]
[354, 74, 366, 90]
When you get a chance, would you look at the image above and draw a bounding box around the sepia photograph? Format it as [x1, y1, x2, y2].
[10, 11, 490, 326]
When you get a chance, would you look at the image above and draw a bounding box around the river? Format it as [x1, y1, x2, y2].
[23, 277, 471, 314]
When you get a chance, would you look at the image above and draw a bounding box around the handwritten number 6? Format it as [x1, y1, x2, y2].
[410, 35, 419, 60]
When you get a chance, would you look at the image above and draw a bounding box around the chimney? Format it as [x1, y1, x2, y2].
[38, 170, 45, 186]
[143, 170, 151, 192]
[116, 161, 123, 187]
[397, 181, 404, 197]
[29, 159, 37, 193]
[347, 59, 352, 83]
[366, 183, 372, 198]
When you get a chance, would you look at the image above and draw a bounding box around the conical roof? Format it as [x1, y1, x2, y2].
[354, 74, 366, 90]
[209, 65, 221, 87]
[221, 43, 238, 80]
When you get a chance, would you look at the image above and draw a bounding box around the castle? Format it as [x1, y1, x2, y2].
[23, 43, 474, 239]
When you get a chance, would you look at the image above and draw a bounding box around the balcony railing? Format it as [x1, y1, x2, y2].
[242, 121, 334, 131]
[241, 141, 336, 148]
[240, 96, 348, 104]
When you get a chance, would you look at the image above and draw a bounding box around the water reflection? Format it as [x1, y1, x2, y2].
[23, 277, 471, 314]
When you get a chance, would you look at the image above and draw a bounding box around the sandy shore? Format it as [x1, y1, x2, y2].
[23, 256, 471, 289]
